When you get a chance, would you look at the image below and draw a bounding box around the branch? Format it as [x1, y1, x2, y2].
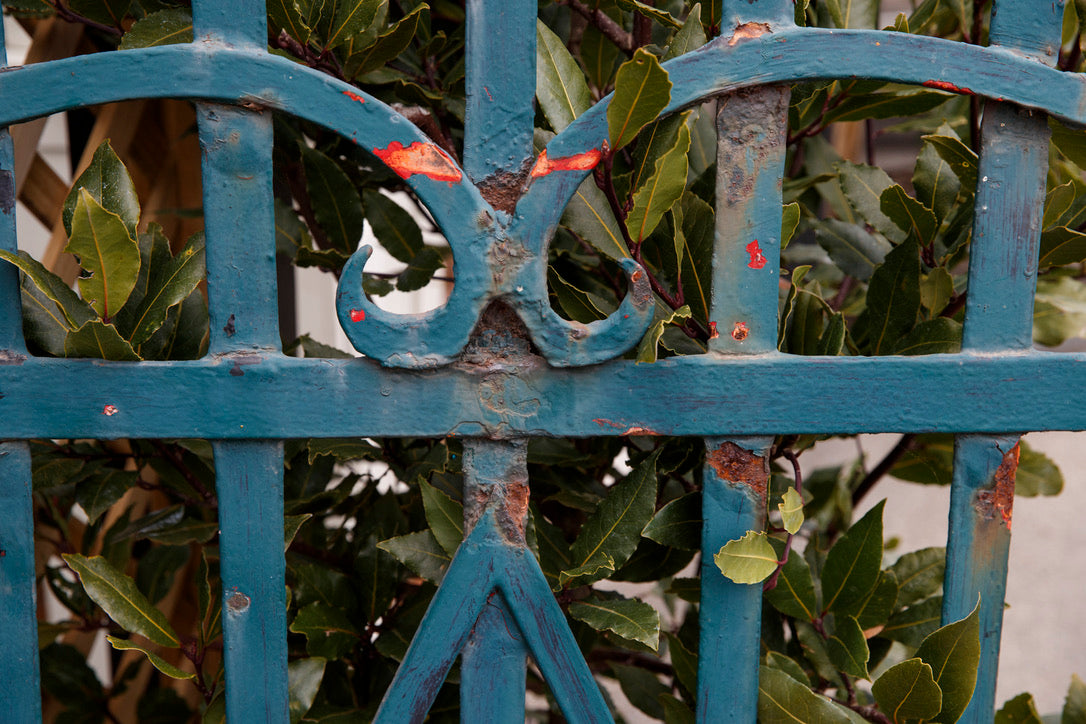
[46, 0, 123, 37]
[764, 449, 803, 592]
[851, 434, 915, 507]
[560, 0, 635, 54]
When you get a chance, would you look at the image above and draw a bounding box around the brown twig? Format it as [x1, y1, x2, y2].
[560, 0, 635, 54]
[46, 0, 123, 37]
[851, 433, 915, 507]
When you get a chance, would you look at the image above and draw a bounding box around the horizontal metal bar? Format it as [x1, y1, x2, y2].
[0, 351, 1084, 438]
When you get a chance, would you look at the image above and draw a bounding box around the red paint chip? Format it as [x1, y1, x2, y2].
[342, 90, 366, 104]
[709, 322, 719, 339]
[373, 141, 462, 184]
[350, 309, 365, 322]
[103, 404, 118, 416]
[922, 79, 974, 95]
[746, 240, 768, 269]
[731, 322, 749, 341]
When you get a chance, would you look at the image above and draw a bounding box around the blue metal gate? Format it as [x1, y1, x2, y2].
[0, 0, 1082, 721]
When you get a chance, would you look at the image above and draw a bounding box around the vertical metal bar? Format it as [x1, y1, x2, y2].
[699, 25, 788, 717]
[192, 0, 279, 354]
[943, 4, 1060, 722]
[463, 0, 536, 183]
[0, 441, 41, 724]
[213, 441, 288, 723]
[0, 17, 25, 356]
[460, 438, 528, 724]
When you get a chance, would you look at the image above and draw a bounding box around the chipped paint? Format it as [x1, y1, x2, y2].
[732, 322, 749, 341]
[706, 441, 768, 502]
[350, 308, 365, 322]
[592, 418, 660, 435]
[226, 590, 251, 613]
[342, 89, 366, 104]
[923, 80, 975, 95]
[977, 444, 1019, 529]
[373, 141, 462, 184]
[102, 404, 118, 416]
[727, 21, 771, 46]
[529, 148, 602, 178]
[746, 240, 768, 269]
[709, 322, 719, 339]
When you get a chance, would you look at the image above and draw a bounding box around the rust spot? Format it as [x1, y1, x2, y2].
[229, 362, 244, 377]
[226, 591, 251, 613]
[350, 308, 365, 322]
[731, 321, 749, 341]
[706, 441, 768, 503]
[0, 169, 14, 214]
[727, 21, 771, 46]
[373, 141, 462, 185]
[102, 404, 118, 416]
[0, 549, 6, 557]
[977, 444, 1019, 529]
[631, 269, 644, 283]
[530, 148, 603, 178]
[477, 159, 533, 214]
[746, 240, 768, 269]
[342, 89, 366, 104]
[922, 80, 974, 95]
[592, 418, 659, 435]
[223, 314, 236, 337]
[709, 322, 719, 339]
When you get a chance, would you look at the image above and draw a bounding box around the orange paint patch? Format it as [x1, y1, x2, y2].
[373, 141, 462, 184]
[530, 148, 602, 178]
[746, 240, 768, 269]
[727, 21, 771, 46]
[922, 80, 974, 95]
[103, 404, 118, 416]
[709, 321, 719, 339]
[342, 90, 366, 104]
[732, 321, 749, 341]
[349, 309, 365, 322]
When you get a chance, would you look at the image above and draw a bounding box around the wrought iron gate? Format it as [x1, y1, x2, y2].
[0, 0, 1083, 721]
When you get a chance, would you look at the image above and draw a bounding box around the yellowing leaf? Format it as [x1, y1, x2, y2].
[714, 531, 778, 585]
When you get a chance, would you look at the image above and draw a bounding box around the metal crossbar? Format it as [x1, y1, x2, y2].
[0, 0, 1079, 721]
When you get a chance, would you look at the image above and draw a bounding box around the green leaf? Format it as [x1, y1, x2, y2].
[536, 20, 592, 132]
[1039, 226, 1086, 267]
[550, 270, 609, 323]
[290, 602, 359, 660]
[872, 658, 942, 723]
[288, 657, 326, 724]
[557, 554, 615, 588]
[893, 318, 962, 355]
[608, 48, 671, 151]
[814, 219, 892, 282]
[827, 615, 870, 679]
[758, 665, 854, 723]
[781, 202, 801, 250]
[127, 233, 205, 346]
[324, 0, 382, 49]
[825, 91, 950, 124]
[659, 694, 696, 724]
[923, 133, 978, 190]
[63, 140, 140, 241]
[837, 161, 901, 243]
[627, 122, 690, 242]
[1015, 441, 1063, 497]
[920, 266, 954, 316]
[821, 500, 884, 615]
[881, 185, 937, 243]
[1044, 181, 1076, 230]
[62, 554, 179, 647]
[119, 8, 193, 49]
[396, 246, 444, 292]
[565, 449, 660, 586]
[106, 636, 194, 680]
[913, 139, 962, 222]
[377, 530, 450, 584]
[569, 594, 660, 651]
[69, 0, 130, 28]
[663, 3, 706, 60]
[642, 491, 701, 550]
[562, 178, 631, 261]
[64, 320, 141, 360]
[66, 189, 142, 320]
[679, 192, 714, 322]
[714, 530, 778, 585]
[614, 0, 681, 27]
[779, 488, 804, 535]
[996, 692, 1043, 724]
[890, 547, 945, 608]
[765, 550, 818, 621]
[343, 4, 425, 78]
[1064, 674, 1086, 724]
[0, 251, 93, 330]
[628, 112, 690, 207]
[666, 632, 698, 696]
[636, 304, 690, 363]
[268, 0, 311, 40]
[854, 570, 899, 630]
[419, 478, 463, 555]
[363, 190, 423, 264]
[299, 144, 364, 254]
[882, 596, 944, 649]
[765, 652, 812, 686]
[1034, 276, 1086, 346]
[612, 664, 669, 719]
[915, 602, 981, 723]
[859, 238, 921, 355]
[75, 470, 135, 523]
[306, 438, 382, 462]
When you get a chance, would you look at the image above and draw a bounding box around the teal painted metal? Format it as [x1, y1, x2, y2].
[0, 0, 1081, 721]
